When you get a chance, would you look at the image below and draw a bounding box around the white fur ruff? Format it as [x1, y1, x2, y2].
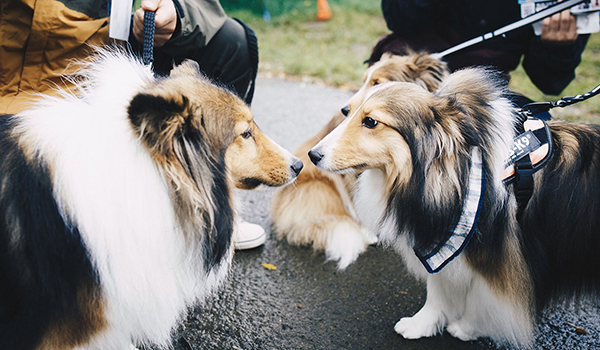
[14, 53, 232, 348]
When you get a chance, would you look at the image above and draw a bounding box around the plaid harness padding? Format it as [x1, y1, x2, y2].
[415, 147, 486, 274]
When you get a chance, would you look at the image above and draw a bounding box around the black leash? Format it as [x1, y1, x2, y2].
[433, 0, 586, 59]
[142, 10, 155, 66]
[520, 83, 600, 117]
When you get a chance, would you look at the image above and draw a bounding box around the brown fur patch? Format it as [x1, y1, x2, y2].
[466, 214, 534, 312]
[323, 88, 416, 191]
[128, 59, 298, 207]
[128, 61, 243, 237]
[37, 283, 107, 350]
[366, 52, 449, 92]
[225, 121, 297, 190]
[548, 121, 592, 172]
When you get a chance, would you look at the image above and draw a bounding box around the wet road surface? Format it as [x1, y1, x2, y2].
[165, 77, 600, 350]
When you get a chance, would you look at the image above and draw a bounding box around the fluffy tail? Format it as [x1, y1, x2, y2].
[271, 133, 374, 269]
[272, 208, 374, 270]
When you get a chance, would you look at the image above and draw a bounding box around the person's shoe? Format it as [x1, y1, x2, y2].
[233, 220, 266, 250]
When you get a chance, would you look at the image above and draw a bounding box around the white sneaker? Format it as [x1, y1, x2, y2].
[233, 220, 266, 250]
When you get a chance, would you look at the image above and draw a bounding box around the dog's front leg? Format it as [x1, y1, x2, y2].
[445, 275, 534, 345]
[394, 275, 449, 339]
[445, 276, 490, 342]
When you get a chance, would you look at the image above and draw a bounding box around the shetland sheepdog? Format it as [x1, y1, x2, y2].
[271, 52, 449, 268]
[308, 67, 600, 347]
[0, 51, 301, 350]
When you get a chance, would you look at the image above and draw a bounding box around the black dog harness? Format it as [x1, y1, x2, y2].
[506, 83, 600, 212]
[415, 83, 600, 273]
[502, 116, 553, 213]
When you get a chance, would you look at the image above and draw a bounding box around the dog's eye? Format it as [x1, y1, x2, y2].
[372, 80, 380, 86]
[241, 130, 252, 139]
[362, 117, 378, 129]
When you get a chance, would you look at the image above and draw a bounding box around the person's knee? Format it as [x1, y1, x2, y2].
[204, 18, 257, 104]
[210, 18, 250, 67]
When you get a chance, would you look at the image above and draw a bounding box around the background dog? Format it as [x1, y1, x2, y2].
[271, 52, 449, 269]
[0, 51, 301, 350]
[271, 53, 449, 269]
[309, 67, 600, 347]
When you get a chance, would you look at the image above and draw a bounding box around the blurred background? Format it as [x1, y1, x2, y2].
[222, 0, 600, 123]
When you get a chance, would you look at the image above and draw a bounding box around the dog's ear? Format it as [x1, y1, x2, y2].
[411, 53, 449, 92]
[435, 68, 510, 148]
[428, 98, 480, 148]
[170, 60, 202, 78]
[412, 52, 438, 70]
[128, 91, 200, 152]
[128, 92, 188, 130]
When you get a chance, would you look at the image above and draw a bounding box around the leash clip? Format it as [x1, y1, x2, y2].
[520, 101, 554, 117]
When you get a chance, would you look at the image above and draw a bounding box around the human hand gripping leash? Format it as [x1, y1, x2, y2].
[431, 0, 586, 60]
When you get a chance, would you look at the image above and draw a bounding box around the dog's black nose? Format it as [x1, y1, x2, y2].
[308, 149, 323, 165]
[291, 159, 303, 176]
[341, 105, 350, 117]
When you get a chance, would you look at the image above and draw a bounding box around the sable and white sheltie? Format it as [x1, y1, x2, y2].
[271, 52, 449, 268]
[308, 67, 600, 347]
[0, 51, 301, 350]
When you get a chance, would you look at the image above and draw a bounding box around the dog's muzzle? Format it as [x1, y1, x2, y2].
[341, 105, 350, 117]
[308, 149, 324, 165]
[291, 158, 304, 176]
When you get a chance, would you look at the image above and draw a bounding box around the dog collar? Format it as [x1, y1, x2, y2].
[414, 147, 486, 274]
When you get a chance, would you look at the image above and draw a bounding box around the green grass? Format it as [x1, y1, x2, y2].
[228, 1, 600, 123]
[227, 0, 388, 89]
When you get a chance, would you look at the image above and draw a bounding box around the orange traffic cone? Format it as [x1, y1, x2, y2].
[316, 0, 332, 21]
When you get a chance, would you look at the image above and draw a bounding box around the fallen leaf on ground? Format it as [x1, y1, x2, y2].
[261, 263, 277, 270]
[567, 322, 589, 335]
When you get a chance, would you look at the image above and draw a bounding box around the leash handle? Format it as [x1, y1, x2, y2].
[142, 10, 155, 66]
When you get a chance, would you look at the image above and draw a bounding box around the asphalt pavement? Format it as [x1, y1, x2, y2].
[166, 76, 600, 350]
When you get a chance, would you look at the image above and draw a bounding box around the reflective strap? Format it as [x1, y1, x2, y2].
[416, 147, 486, 274]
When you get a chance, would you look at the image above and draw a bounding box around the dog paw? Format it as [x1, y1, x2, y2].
[326, 222, 369, 269]
[446, 322, 477, 342]
[394, 316, 441, 339]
